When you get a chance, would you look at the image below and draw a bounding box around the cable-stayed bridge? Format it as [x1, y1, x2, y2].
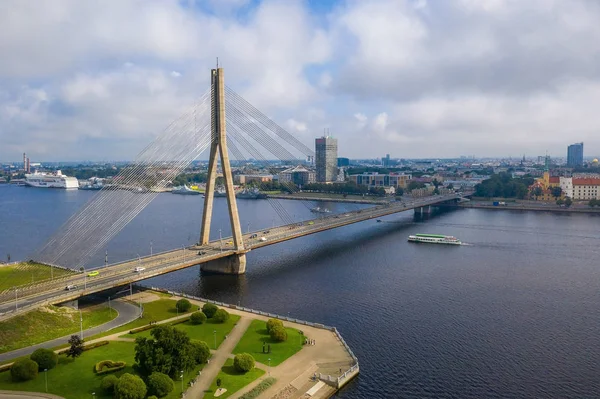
[0, 69, 471, 317]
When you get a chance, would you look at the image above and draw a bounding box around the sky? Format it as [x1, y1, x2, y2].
[1, 0, 600, 162]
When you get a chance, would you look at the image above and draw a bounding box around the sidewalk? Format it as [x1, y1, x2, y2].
[0, 391, 65, 399]
[185, 317, 252, 398]
[0, 300, 139, 364]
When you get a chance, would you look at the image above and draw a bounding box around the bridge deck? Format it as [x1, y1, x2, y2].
[0, 193, 467, 318]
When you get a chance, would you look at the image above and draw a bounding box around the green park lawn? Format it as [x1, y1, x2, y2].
[124, 314, 241, 349]
[0, 341, 203, 399]
[0, 263, 75, 291]
[205, 358, 265, 399]
[0, 305, 116, 354]
[86, 298, 191, 341]
[232, 319, 304, 367]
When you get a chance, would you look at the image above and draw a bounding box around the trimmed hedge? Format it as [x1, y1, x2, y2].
[202, 303, 218, 318]
[266, 319, 283, 333]
[147, 372, 174, 397]
[176, 299, 192, 312]
[95, 360, 127, 375]
[269, 325, 287, 342]
[130, 324, 155, 334]
[101, 374, 119, 393]
[212, 309, 230, 323]
[190, 311, 207, 325]
[57, 340, 109, 354]
[233, 353, 255, 373]
[30, 348, 58, 370]
[239, 377, 277, 399]
[11, 359, 38, 382]
[169, 316, 191, 326]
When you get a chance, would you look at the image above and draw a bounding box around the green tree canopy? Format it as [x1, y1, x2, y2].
[233, 353, 255, 373]
[10, 359, 38, 382]
[190, 311, 207, 325]
[176, 299, 192, 312]
[147, 372, 174, 398]
[114, 373, 147, 399]
[66, 335, 84, 358]
[212, 309, 230, 323]
[202, 303, 218, 318]
[134, 325, 196, 378]
[30, 348, 58, 370]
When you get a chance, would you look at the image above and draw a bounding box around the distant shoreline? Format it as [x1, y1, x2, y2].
[454, 201, 600, 214]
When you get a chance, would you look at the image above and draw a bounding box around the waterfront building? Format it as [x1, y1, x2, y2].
[529, 171, 563, 201]
[567, 142, 584, 167]
[316, 136, 338, 182]
[348, 172, 412, 189]
[559, 177, 573, 198]
[572, 177, 600, 200]
[235, 174, 273, 184]
[278, 165, 316, 186]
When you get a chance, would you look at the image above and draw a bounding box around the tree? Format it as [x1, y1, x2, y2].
[30, 348, 58, 370]
[395, 187, 404, 196]
[147, 372, 174, 398]
[556, 198, 564, 205]
[447, 183, 454, 190]
[212, 309, 230, 323]
[191, 341, 211, 364]
[532, 186, 543, 200]
[101, 375, 119, 394]
[176, 299, 191, 313]
[216, 378, 222, 388]
[66, 335, 84, 358]
[565, 197, 573, 207]
[190, 311, 207, 325]
[134, 325, 196, 378]
[550, 186, 563, 199]
[269, 324, 287, 342]
[233, 353, 255, 373]
[589, 199, 598, 207]
[202, 303, 218, 319]
[10, 359, 38, 382]
[266, 319, 283, 333]
[114, 373, 147, 399]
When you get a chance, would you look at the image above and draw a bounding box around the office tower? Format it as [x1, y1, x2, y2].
[567, 142, 584, 167]
[315, 136, 338, 182]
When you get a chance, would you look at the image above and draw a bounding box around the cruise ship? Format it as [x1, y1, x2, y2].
[408, 234, 461, 245]
[25, 170, 79, 189]
[172, 185, 201, 195]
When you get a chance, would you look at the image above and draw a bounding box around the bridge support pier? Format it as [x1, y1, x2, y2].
[414, 205, 433, 215]
[200, 254, 247, 275]
[60, 299, 79, 310]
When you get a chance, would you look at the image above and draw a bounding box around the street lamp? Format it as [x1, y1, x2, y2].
[219, 229, 223, 252]
[182, 245, 185, 261]
[247, 222, 250, 234]
[79, 309, 83, 339]
[92, 392, 95, 399]
[213, 330, 217, 349]
[268, 358, 271, 376]
[150, 241, 153, 256]
[180, 371, 184, 395]
[44, 369, 48, 392]
[14, 287, 17, 311]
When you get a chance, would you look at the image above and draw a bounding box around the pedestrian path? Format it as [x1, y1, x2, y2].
[185, 316, 252, 398]
[0, 390, 65, 399]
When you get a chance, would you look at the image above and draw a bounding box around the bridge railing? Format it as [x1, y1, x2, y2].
[141, 285, 359, 388]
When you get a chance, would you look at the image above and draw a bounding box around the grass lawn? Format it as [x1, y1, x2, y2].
[205, 358, 265, 399]
[232, 319, 304, 367]
[85, 298, 191, 341]
[0, 263, 74, 291]
[124, 314, 241, 349]
[0, 305, 116, 354]
[0, 341, 204, 399]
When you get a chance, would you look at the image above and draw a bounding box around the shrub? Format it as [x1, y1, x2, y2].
[169, 316, 191, 326]
[270, 325, 287, 342]
[114, 373, 147, 399]
[176, 299, 192, 312]
[148, 372, 174, 398]
[190, 311, 207, 325]
[57, 340, 109, 354]
[30, 348, 58, 370]
[130, 325, 155, 334]
[212, 309, 230, 323]
[101, 374, 119, 393]
[233, 353, 255, 373]
[10, 359, 38, 382]
[239, 377, 277, 399]
[65, 334, 84, 358]
[95, 360, 127, 375]
[191, 341, 211, 364]
[202, 303, 218, 318]
[266, 319, 283, 333]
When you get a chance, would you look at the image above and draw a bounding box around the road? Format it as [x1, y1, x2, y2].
[0, 192, 468, 318]
[0, 300, 139, 363]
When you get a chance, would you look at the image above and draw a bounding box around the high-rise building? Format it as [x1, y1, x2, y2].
[337, 157, 350, 167]
[382, 154, 391, 167]
[315, 136, 338, 182]
[567, 142, 584, 167]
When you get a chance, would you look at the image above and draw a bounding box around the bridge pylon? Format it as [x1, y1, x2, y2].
[199, 68, 246, 274]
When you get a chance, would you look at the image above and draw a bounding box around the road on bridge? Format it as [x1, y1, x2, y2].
[0, 193, 468, 319]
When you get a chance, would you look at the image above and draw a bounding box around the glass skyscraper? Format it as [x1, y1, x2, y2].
[315, 136, 338, 182]
[567, 142, 584, 167]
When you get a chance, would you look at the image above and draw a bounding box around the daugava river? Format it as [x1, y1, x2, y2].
[2, 185, 600, 398]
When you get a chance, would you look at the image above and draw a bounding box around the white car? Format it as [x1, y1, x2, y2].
[259, 237, 267, 242]
[134, 266, 146, 272]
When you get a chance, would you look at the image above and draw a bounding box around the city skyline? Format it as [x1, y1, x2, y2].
[2, 0, 600, 161]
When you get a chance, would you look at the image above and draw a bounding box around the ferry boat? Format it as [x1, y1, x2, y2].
[236, 187, 267, 199]
[172, 185, 201, 195]
[310, 206, 331, 214]
[25, 170, 79, 189]
[408, 234, 461, 245]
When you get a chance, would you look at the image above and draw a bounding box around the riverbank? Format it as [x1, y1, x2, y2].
[455, 200, 600, 213]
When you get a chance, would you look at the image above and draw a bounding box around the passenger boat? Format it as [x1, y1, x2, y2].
[408, 234, 461, 245]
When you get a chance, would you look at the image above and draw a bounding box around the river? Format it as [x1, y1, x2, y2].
[2, 185, 600, 398]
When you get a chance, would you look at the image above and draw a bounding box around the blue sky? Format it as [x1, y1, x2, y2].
[2, 0, 600, 162]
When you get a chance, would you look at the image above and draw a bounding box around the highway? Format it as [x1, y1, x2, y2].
[0, 192, 468, 319]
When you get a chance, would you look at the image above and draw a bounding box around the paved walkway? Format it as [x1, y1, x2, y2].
[185, 316, 252, 398]
[0, 391, 65, 399]
[0, 300, 138, 363]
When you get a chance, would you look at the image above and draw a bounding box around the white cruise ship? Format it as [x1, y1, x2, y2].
[25, 170, 79, 189]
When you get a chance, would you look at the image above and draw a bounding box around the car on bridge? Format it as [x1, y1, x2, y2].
[197, 251, 207, 255]
[87, 271, 99, 277]
[134, 266, 146, 272]
[259, 237, 267, 242]
[250, 234, 258, 239]
[263, 230, 270, 234]
[65, 284, 78, 290]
